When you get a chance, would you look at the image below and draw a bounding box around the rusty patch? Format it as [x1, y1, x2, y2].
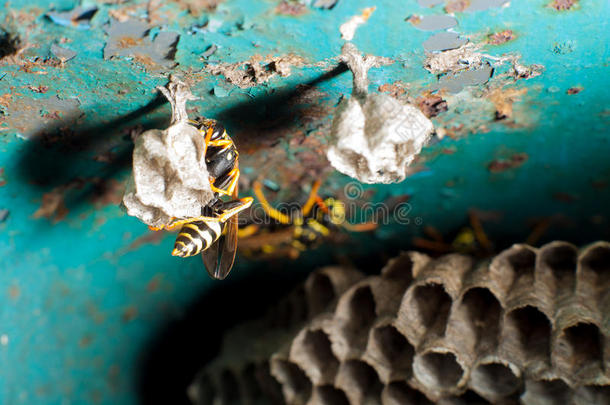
[445, 0, 471, 13]
[378, 82, 407, 99]
[406, 15, 422, 25]
[553, 192, 579, 202]
[488, 87, 527, 120]
[566, 86, 583, 95]
[550, 0, 577, 10]
[488, 153, 528, 173]
[0, 167, 5, 187]
[276, 1, 308, 15]
[8, 285, 20, 299]
[417, 93, 448, 118]
[207, 54, 305, 88]
[32, 180, 87, 222]
[89, 178, 125, 207]
[121, 306, 138, 322]
[27, 85, 49, 93]
[488, 29, 515, 45]
[116, 36, 143, 48]
[79, 335, 93, 347]
[176, 0, 224, 15]
[127, 231, 165, 251]
[147, 274, 163, 292]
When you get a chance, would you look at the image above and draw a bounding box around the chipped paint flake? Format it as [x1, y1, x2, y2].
[104, 20, 179, 70]
[408, 14, 458, 31]
[206, 54, 305, 88]
[340, 7, 376, 40]
[423, 32, 468, 52]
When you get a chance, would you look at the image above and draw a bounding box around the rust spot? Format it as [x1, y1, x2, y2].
[116, 36, 143, 49]
[128, 231, 165, 251]
[79, 335, 93, 347]
[122, 306, 138, 323]
[33, 190, 70, 221]
[406, 15, 422, 25]
[276, 1, 308, 15]
[132, 53, 156, 67]
[553, 192, 579, 202]
[0, 167, 5, 187]
[550, 0, 577, 10]
[176, 0, 224, 16]
[488, 87, 527, 120]
[0, 94, 12, 108]
[566, 86, 583, 95]
[27, 85, 49, 93]
[89, 178, 124, 207]
[488, 153, 528, 173]
[591, 179, 608, 190]
[445, 0, 470, 13]
[378, 82, 407, 99]
[147, 274, 163, 292]
[416, 93, 448, 118]
[8, 285, 20, 299]
[488, 29, 515, 45]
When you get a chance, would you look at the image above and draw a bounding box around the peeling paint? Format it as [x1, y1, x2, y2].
[339, 6, 376, 40]
[206, 54, 306, 88]
[423, 32, 468, 52]
[104, 20, 179, 70]
[408, 14, 458, 31]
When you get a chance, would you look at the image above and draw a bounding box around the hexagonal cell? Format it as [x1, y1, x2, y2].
[579, 243, 610, 304]
[306, 272, 336, 317]
[538, 242, 577, 297]
[574, 385, 610, 405]
[272, 285, 308, 328]
[381, 252, 419, 284]
[298, 329, 339, 383]
[313, 385, 350, 405]
[470, 360, 522, 400]
[491, 245, 536, 297]
[254, 361, 284, 404]
[521, 379, 572, 405]
[553, 322, 603, 378]
[382, 381, 432, 405]
[457, 287, 502, 352]
[503, 305, 551, 364]
[412, 283, 452, 338]
[241, 363, 263, 400]
[336, 359, 383, 404]
[340, 285, 377, 351]
[219, 369, 241, 404]
[413, 350, 465, 392]
[438, 390, 491, 405]
[370, 325, 415, 375]
[188, 373, 216, 405]
[270, 359, 312, 405]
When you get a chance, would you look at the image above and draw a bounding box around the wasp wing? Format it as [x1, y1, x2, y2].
[201, 219, 236, 280]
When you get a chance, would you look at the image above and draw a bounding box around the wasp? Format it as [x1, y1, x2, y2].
[238, 180, 377, 259]
[151, 118, 252, 279]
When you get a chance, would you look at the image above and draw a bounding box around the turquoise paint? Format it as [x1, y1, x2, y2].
[0, 0, 609, 404]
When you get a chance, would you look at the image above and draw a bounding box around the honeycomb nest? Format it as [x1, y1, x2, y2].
[189, 241, 610, 404]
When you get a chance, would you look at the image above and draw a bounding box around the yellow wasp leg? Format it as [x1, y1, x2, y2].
[253, 181, 292, 224]
[238, 224, 260, 238]
[342, 221, 378, 232]
[301, 180, 322, 216]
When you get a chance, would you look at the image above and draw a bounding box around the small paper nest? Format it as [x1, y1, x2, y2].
[122, 77, 214, 228]
[327, 43, 434, 184]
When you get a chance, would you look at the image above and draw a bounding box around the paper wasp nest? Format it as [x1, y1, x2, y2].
[190, 241, 610, 404]
[122, 77, 214, 228]
[326, 43, 434, 184]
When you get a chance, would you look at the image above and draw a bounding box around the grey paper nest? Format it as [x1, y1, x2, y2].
[189, 242, 610, 405]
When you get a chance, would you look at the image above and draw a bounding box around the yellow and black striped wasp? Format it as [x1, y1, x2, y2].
[238, 180, 377, 259]
[151, 118, 253, 279]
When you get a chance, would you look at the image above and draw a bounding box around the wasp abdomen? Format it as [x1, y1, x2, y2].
[172, 221, 223, 257]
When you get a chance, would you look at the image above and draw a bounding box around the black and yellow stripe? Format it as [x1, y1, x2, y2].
[172, 220, 223, 257]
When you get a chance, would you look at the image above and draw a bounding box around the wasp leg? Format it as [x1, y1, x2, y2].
[253, 181, 292, 225]
[342, 222, 378, 232]
[468, 210, 493, 253]
[302, 180, 322, 217]
[238, 224, 260, 238]
[210, 167, 240, 197]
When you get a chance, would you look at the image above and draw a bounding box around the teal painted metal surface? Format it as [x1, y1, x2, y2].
[0, 0, 609, 404]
